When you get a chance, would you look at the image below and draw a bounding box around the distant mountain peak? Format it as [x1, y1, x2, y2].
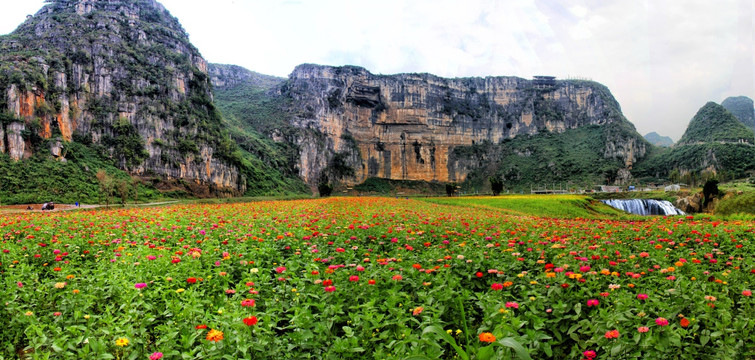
[721, 96, 755, 133]
[643, 132, 674, 147]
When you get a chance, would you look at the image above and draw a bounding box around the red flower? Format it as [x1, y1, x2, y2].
[323, 279, 333, 286]
[680, 318, 690, 328]
[196, 324, 207, 330]
[604, 329, 620, 339]
[561, 283, 569, 288]
[243, 316, 258, 326]
[476, 272, 484, 278]
[187, 277, 197, 284]
[368, 279, 376, 285]
[324, 286, 336, 292]
[491, 283, 503, 291]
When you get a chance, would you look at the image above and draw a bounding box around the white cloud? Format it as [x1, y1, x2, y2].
[1, 0, 752, 140]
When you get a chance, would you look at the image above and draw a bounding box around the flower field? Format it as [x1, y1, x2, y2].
[1, 197, 754, 359]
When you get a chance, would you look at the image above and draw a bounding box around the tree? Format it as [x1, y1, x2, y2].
[116, 179, 130, 206]
[95, 170, 114, 208]
[318, 182, 333, 197]
[131, 177, 140, 203]
[489, 176, 504, 196]
[702, 179, 719, 208]
[446, 183, 457, 197]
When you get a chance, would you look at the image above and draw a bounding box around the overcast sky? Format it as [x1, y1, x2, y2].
[1, 0, 752, 140]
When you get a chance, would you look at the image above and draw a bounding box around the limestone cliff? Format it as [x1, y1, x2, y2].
[0, 0, 244, 194]
[279, 64, 646, 187]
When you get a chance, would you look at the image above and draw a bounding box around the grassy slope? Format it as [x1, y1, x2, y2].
[420, 195, 628, 218]
[213, 81, 310, 196]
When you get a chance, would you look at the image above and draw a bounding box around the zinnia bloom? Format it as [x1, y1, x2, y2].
[586, 299, 599, 307]
[324, 286, 336, 292]
[243, 316, 258, 326]
[206, 329, 224, 342]
[187, 277, 197, 284]
[583, 350, 597, 359]
[479, 332, 496, 343]
[134, 283, 147, 289]
[275, 266, 286, 273]
[149, 352, 163, 360]
[115, 337, 129, 347]
[637, 293, 648, 300]
[196, 324, 207, 330]
[680, 318, 690, 328]
[491, 283, 503, 291]
[655, 317, 669, 326]
[637, 326, 649, 333]
[54, 282, 66, 289]
[604, 329, 620, 339]
[743, 290, 752, 297]
[241, 299, 255, 307]
[349, 275, 359, 282]
[505, 302, 519, 309]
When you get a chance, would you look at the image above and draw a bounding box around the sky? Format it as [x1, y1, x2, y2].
[1, 0, 753, 140]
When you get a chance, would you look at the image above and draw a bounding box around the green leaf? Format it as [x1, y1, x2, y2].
[700, 335, 709, 346]
[494, 337, 532, 360]
[611, 344, 622, 357]
[421, 325, 469, 360]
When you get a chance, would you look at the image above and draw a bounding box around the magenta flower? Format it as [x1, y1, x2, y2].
[655, 317, 669, 326]
[491, 283, 503, 291]
[241, 299, 255, 307]
[505, 302, 519, 309]
[349, 275, 359, 282]
[275, 266, 286, 273]
[324, 286, 336, 292]
[583, 350, 597, 359]
[134, 283, 147, 289]
[637, 293, 648, 300]
[149, 352, 163, 360]
[586, 299, 599, 307]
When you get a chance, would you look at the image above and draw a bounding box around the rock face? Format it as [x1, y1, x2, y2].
[0, 0, 244, 194]
[281, 64, 646, 187]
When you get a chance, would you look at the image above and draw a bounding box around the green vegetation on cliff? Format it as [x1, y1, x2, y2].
[210, 65, 309, 195]
[454, 122, 637, 192]
[721, 96, 755, 132]
[677, 102, 754, 145]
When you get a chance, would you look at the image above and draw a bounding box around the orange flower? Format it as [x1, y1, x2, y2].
[206, 329, 224, 342]
[479, 332, 496, 343]
[412, 307, 424, 316]
[502, 281, 514, 287]
[680, 318, 690, 328]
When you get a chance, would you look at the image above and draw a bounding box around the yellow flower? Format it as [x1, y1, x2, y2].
[84, 315, 90, 320]
[115, 338, 129, 347]
[176, 288, 185, 293]
[455, 329, 462, 335]
[54, 282, 66, 289]
[24, 311, 33, 316]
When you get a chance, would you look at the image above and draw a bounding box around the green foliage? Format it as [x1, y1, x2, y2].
[633, 143, 755, 182]
[489, 177, 503, 196]
[353, 177, 446, 195]
[422, 195, 627, 218]
[456, 124, 630, 193]
[677, 102, 754, 145]
[702, 179, 719, 207]
[721, 96, 755, 131]
[716, 192, 755, 215]
[0, 142, 158, 205]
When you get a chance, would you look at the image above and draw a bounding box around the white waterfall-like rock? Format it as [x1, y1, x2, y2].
[601, 199, 685, 216]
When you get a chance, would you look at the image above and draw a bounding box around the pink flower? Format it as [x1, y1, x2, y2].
[17, 282, 23, 288]
[637, 293, 648, 300]
[580, 266, 591, 272]
[743, 290, 752, 297]
[134, 283, 147, 289]
[505, 302, 519, 309]
[241, 299, 255, 307]
[147, 255, 157, 260]
[586, 299, 599, 307]
[583, 350, 597, 359]
[149, 352, 163, 360]
[324, 286, 336, 292]
[349, 275, 359, 282]
[275, 266, 286, 273]
[53, 312, 62, 316]
[637, 326, 649, 333]
[655, 317, 669, 326]
[491, 283, 503, 291]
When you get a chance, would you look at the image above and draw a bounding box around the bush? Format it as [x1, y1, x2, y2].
[318, 182, 333, 197]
